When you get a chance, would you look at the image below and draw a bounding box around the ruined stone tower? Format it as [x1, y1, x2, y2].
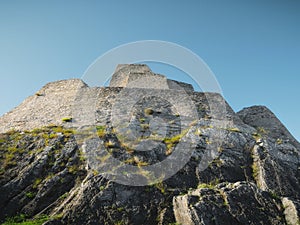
[110, 64, 194, 92]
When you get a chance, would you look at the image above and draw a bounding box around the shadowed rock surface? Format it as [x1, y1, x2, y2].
[173, 182, 286, 225]
[237, 105, 300, 149]
[0, 64, 299, 225]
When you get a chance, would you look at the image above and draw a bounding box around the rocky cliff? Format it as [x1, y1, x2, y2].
[0, 64, 299, 225]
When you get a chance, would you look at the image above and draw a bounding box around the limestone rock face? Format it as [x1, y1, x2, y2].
[173, 182, 286, 225]
[0, 64, 299, 225]
[283, 198, 300, 225]
[251, 138, 300, 199]
[238, 105, 300, 149]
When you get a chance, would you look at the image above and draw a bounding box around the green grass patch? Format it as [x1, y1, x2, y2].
[144, 108, 154, 115]
[2, 214, 49, 225]
[163, 129, 189, 155]
[33, 178, 42, 189]
[61, 117, 72, 123]
[49, 133, 58, 139]
[67, 165, 78, 174]
[59, 192, 69, 200]
[227, 127, 241, 133]
[276, 138, 283, 145]
[270, 191, 280, 200]
[96, 125, 106, 138]
[154, 182, 167, 194]
[25, 192, 35, 199]
[52, 126, 64, 133]
[139, 118, 146, 123]
[198, 179, 220, 189]
[257, 127, 267, 134]
[105, 140, 115, 148]
[114, 221, 125, 225]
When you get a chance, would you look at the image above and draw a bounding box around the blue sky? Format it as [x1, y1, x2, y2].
[0, 0, 299, 141]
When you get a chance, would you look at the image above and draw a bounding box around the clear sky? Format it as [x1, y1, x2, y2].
[0, 0, 299, 141]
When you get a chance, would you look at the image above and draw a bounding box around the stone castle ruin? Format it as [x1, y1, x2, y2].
[0, 64, 299, 225]
[110, 64, 194, 92]
[0, 64, 212, 133]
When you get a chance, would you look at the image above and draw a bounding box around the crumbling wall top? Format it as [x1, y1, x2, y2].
[109, 64, 194, 92]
